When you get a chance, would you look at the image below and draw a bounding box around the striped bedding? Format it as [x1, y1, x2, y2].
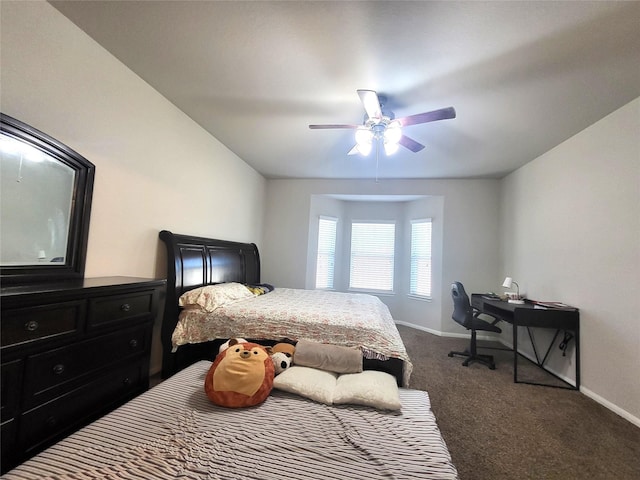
[3, 361, 458, 480]
[174, 288, 413, 386]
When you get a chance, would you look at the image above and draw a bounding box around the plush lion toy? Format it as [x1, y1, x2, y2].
[205, 340, 274, 408]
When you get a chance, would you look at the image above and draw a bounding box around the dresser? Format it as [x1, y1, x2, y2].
[0, 276, 166, 473]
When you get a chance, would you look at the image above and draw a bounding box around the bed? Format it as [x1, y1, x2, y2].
[2, 361, 459, 480]
[158, 230, 412, 386]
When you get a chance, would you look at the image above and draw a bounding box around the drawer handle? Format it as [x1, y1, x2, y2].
[46, 416, 57, 428]
[123, 377, 131, 386]
[25, 320, 39, 332]
[120, 303, 131, 312]
[52, 364, 65, 375]
[129, 339, 138, 348]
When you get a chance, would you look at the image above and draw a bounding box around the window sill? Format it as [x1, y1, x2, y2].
[407, 294, 432, 302]
[348, 288, 395, 297]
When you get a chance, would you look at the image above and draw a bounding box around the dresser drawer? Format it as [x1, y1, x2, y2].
[1, 360, 23, 422]
[88, 291, 155, 329]
[1, 300, 83, 348]
[1, 417, 18, 472]
[22, 324, 151, 409]
[19, 361, 146, 457]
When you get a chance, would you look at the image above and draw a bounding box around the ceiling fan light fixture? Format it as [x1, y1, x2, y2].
[355, 126, 373, 155]
[309, 89, 453, 157]
[384, 120, 402, 145]
[355, 126, 373, 145]
[383, 141, 399, 155]
[356, 142, 372, 156]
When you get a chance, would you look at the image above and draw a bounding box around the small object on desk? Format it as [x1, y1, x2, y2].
[531, 301, 577, 310]
[482, 293, 500, 300]
[502, 277, 525, 303]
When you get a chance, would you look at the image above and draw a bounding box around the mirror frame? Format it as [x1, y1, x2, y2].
[1, 113, 95, 285]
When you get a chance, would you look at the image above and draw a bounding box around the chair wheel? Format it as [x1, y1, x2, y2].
[448, 353, 453, 357]
[490, 365, 496, 370]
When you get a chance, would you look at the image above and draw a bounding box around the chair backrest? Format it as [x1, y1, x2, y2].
[451, 281, 474, 328]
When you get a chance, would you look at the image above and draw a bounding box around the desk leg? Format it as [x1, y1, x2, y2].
[513, 322, 518, 383]
[575, 324, 580, 390]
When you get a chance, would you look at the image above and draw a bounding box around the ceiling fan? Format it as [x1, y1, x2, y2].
[309, 89, 456, 156]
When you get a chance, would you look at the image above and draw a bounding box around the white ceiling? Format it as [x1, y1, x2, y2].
[50, 1, 640, 180]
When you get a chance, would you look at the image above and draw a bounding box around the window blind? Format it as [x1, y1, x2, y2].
[315, 216, 337, 289]
[410, 219, 432, 297]
[349, 222, 395, 292]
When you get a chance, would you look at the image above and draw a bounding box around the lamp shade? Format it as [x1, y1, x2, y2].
[383, 141, 399, 155]
[355, 127, 373, 146]
[384, 120, 402, 144]
[356, 142, 372, 156]
[502, 277, 513, 289]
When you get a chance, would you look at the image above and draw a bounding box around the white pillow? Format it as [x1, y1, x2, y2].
[272, 366, 337, 405]
[333, 370, 401, 411]
[178, 282, 254, 312]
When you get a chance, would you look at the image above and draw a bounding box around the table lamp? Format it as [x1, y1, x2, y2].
[502, 277, 525, 304]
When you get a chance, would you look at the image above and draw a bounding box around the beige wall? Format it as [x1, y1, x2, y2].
[1, 1, 266, 373]
[1, 1, 266, 277]
[500, 98, 640, 425]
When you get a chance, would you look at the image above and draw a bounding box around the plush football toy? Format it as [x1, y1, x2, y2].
[271, 351, 292, 374]
[205, 341, 274, 408]
[269, 342, 296, 375]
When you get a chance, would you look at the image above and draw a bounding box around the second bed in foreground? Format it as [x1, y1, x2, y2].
[3, 361, 458, 480]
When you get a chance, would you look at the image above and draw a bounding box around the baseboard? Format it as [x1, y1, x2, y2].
[579, 386, 640, 428]
[395, 320, 499, 341]
[395, 320, 445, 337]
[396, 322, 640, 429]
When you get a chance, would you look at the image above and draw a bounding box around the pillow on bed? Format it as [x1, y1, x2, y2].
[294, 339, 363, 374]
[273, 366, 400, 411]
[333, 370, 401, 411]
[179, 282, 255, 312]
[272, 366, 337, 405]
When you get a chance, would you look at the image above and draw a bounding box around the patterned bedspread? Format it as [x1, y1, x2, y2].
[173, 288, 413, 385]
[3, 361, 458, 480]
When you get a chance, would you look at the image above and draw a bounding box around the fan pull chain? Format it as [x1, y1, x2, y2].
[375, 136, 380, 183]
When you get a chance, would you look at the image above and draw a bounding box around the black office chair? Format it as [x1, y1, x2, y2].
[448, 281, 502, 369]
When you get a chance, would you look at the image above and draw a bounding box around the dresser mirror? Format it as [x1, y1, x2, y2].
[0, 114, 95, 284]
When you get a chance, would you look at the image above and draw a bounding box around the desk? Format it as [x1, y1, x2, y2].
[471, 295, 580, 390]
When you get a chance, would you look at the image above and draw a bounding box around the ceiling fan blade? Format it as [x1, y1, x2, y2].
[357, 89, 382, 121]
[398, 107, 456, 127]
[399, 135, 425, 153]
[309, 124, 359, 129]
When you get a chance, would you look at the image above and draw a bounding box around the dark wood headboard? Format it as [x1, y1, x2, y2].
[158, 230, 260, 377]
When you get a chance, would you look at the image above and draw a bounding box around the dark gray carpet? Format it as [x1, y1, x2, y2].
[398, 325, 640, 480]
